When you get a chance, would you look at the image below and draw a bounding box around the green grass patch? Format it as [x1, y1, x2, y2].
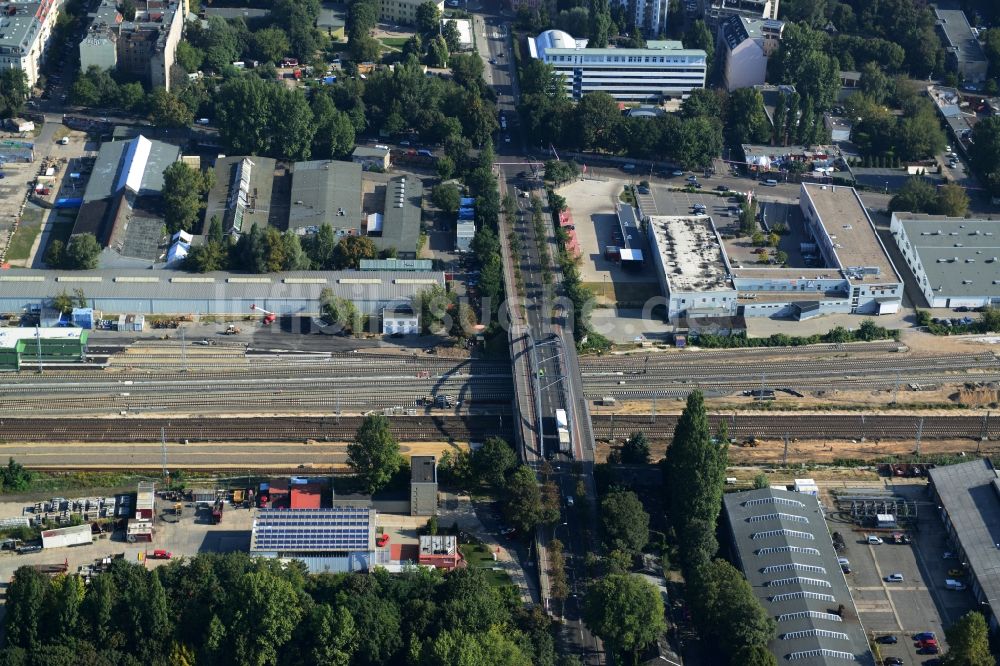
[5, 220, 41, 261]
[460, 542, 513, 587]
[582, 280, 662, 306]
[380, 36, 410, 49]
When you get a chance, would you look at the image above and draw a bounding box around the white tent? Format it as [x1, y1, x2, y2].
[166, 241, 190, 264]
[171, 230, 194, 244]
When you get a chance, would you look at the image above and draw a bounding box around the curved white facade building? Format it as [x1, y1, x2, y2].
[528, 30, 707, 102]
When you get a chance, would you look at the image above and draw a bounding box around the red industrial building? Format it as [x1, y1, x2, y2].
[418, 535, 464, 571]
[258, 478, 330, 509]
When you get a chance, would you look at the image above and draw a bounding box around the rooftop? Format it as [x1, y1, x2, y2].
[529, 29, 706, 58]
[0, 0, 53, 52]
[375, 175, 422, 255]
[411, 456, 437, 483]
[724, 488, 874, 666]
[352, 145, 390, 159]
[801, 183, 899, 283]
[359, 258, 433, 271]
[720, 16, 782, 50]
[928, 459, 1000, 618]
[0, 268, 446, 304]
[0, 327, 85, 350]
[288, 160, 362, 235]
[204, 156, 278, 238]
[83, 135, 180, 202]
[935, 9, 987, 66]
[648, 215, 733, 292]
[891, 213, 1000, 297]
[755, 84, 796, 127]
[419, 534, 457, 556]
[251, 507, 376, 553]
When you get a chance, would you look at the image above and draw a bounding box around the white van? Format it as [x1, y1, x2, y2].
[764, 178, 778, 186]
[867, 535, 883, 545]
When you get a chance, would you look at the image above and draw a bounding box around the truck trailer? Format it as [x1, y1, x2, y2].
[555, 409, 571, 454]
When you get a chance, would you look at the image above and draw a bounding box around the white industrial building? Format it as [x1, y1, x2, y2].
[718, 16, 783, 92]
[644, 183, 904, 321]
[889, 212, 1000, 309]
[0, 0, 66, 87]
[381, 304, 419, 335]
[455, 219, 474, 252]
[646, 215, 738, 321]
[41, 524, 93, 549]
[528, 30, 707, 102]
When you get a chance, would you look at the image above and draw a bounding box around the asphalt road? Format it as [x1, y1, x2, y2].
[477, 10, 604, 662]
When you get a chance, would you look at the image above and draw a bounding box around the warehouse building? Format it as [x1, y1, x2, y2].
[934, 9, 987, 84]
[0, 327, 88, 371]
[372, 175, 422, 258]
[250, 506, 377, 573]
[928, 459, 1000, 630]
[889, 212, 1000, 309]
[528, 30, 707, 102]
[0, 269, 444, 318]
[203, 156, 278, 240]
[71, 135, 181, 256]
[289, 160, 363, 237]
[723, 488, 874, 665]
[41, 524, 93, 549]
[646, 215, 738, 321]
[360, 258, 432, 271]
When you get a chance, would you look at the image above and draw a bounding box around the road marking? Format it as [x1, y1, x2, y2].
[868, 545, 904, 630]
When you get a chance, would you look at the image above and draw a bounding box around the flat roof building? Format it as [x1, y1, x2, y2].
[360, 258, 433, 271]
[419, 535, 463, 570]
[528, 30, 707, 102]
[378, 0, 442, 25]
[289, 160, 363, 237]
[889, 212, 1000, 308]
[442, 18, 472, 50]
[935, 9, 987, 83]
[706, 0, 778, 28]
[723, 488, 874, 665]
[798, 183, 902, 314]
[204, 155, 277, 239]
[410, 455, 438, 516]
[352, 145, 391, 171]
[0, 268, 445, 317]
[646, 215, 738, 321]
[718, 16, 784, 92]
[928, 459, 1000, 629]
[374, 175, 422, 258]
[251, 506, 376, 573]
[0, 0, 66, 87]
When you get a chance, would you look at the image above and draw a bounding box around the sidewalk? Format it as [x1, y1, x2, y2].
[438, 492, 540, 605]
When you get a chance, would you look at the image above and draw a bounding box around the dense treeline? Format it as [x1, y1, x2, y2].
[0, 553, 562, 666]
[662, 391, 776, 665]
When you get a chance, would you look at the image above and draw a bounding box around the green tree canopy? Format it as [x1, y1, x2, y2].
[942, 611, 993, 666]
[347, 414, 403, 494]
[600, 490, 649, 556]
[162, 162, 214, 234]
[471, 436, 517, 488]
[583, 574, 666, 662]
[63, 233, 101, 270]
[620, 431, 651, 464]
[333, 235, 377, 269]
[504, 465, 544, 533]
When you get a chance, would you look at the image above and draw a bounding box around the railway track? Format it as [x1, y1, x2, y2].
[592, 414, 997, 441]
[0, 415, 512, 443]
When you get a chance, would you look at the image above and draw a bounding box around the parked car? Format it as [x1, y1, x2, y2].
[148, 549, 172, 560]
[867, 535, 884, 545]
[913, 632, 936, 641]
[686, 175, 698, 182]
[715, 184, 728, 191]
[884, 658, 903, 665]
[376, 534, 390, 547]
[876, 635, 898, 644]
[884, 573, 904, 582]
[671, 170, 684, 176]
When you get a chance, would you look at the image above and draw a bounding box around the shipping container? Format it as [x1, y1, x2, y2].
[40, 523, 93, 549]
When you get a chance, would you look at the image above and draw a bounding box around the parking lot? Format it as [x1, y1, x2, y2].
[826, 483, 977, 665]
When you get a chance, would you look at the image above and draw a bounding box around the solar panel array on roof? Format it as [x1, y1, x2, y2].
[251, 507, 374, 553]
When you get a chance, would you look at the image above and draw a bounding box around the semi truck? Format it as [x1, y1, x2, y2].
[555, 409, 571, 454]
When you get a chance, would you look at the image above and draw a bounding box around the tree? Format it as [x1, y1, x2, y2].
[583, 574, 666, 662]
[727, 88, 771, 145]
[600, 490, 649, 556]
[118, 82, 146, 112]
[416, 1, 442, 36]
[859, 62, 892, 104]
[504, 465, 544, 533]
[588, 0, 611, 48]
[620, 431, 651, 464]
[889, 177, 939, 214]
[162, 162, 213, 234]
[681, 87, 725, 120]
[251, 27, 290, 64]
[4, 567, 47, 649]
[683, 20, 714, 68]
[347, 414, 403, 494]
[50, 290, 75, 315]
[431, 183, 461, 214]
[43, 239, 64, 268]
[421, 626, 532, 666]
[0, 69, 28, 117]
[733, 645, 779, 666]
[471, 436, 517, 488]
[230, 569, 303, 666]
[299, 604, 357, 666]
[311, 95, 356, 159]
[442, 20, 462, 52]
[943, 611, 993, 666]
[333, 235, 377, 269]
[970, 116, 1000, 196]
[271, 88, 315, 161]
[185, 241, 228, 273]
[690, 559, 775, 663]
[120, 0, 137, 20]
[175, 41, 204, 73]
[149, 87, 193, 128]
[63, 233, 101, 269]
[935, 182, 969, 217]
[543, 159, 580, 185]
[436, 155, 455, 180]
[319, 287, 360, 335]
[663, 390, 728, 570]
[574, 92, 621, 151]
[752, 473, 769, 489]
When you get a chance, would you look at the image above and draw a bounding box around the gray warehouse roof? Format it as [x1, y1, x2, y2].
[929, 459, 1000, 620]
[83, 135, 181, 202]
[891, 213, 1000, 298]
[724, 488, 874, 666]
[411, 456, 437, 483]
[204, 156, 277, 237]
[375, 175, 422, 255]
[935, 10, 987, 66]
[0, 268, 445, 316]
[289, 160, 363, 234]
[352, 146, 390, 159]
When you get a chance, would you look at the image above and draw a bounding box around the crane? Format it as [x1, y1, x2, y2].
[250, 304, 277, 325]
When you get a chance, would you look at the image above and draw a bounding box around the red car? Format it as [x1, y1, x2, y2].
[376, 534, 389, 547]
[918, 639, 938, 648]
[148, 550, 172, 560]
